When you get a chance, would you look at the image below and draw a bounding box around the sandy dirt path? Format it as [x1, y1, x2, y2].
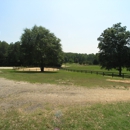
[0, 78, 130, 112]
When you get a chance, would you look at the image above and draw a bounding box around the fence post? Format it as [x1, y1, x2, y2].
[91, 71, 92, 74]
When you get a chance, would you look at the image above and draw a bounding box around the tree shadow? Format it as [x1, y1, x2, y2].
[12, 70, 58, 74]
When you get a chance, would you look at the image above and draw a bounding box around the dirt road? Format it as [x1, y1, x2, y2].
[0, 78, 130, 112]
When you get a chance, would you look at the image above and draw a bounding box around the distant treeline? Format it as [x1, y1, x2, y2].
[0, 40, 99, 66]
[63, 52, 99, 65]
[0, 41, 21, 66]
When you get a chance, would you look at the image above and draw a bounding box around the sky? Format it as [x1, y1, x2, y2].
[0, 0, 130, 54]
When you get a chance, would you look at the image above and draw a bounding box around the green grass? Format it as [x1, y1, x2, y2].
[0, 66, 130, 129]
[64, 63, 130, 74]
[1, 102, 130, 130]
[0, 69, 129, 88]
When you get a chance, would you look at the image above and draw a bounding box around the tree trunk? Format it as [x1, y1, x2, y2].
[40, 57, 44, 72]
[40, 66, 44, 72]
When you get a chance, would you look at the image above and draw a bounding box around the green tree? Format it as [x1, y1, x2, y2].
[0, 41, 9, 66]
[87, 53, 95, 65]
[8, 41, 21, 66]
[93, 53, 99, 65]
[63, 52, 98, 65]
[21, 25, 63, 72]
[97, 23, 130, 76]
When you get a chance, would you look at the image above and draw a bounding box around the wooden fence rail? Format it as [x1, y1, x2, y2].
[61, 68, 130, 79]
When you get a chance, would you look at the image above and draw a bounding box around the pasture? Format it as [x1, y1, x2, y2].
[0, 65, 130, 130]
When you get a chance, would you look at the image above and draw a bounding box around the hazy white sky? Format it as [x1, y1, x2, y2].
[0, 0, 130, 54]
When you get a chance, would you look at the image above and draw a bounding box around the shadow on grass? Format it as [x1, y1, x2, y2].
[12, 70, 58, 74]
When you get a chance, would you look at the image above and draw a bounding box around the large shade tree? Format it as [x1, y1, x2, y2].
[97, 23, 130, 76]
[21, 25, 63, 72]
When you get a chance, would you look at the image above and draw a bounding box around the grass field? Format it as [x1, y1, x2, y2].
[1, 102, 130, 130]
[0, 65, 130, 130]
[64, 63, 130, 74]
[0, 68, 129, 88]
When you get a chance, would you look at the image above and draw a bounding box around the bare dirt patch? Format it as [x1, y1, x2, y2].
[18, 67, 59, 71]
[0, 67, 13, 69]
[107, 79, 130, 83]
[0, 78, 130, 112]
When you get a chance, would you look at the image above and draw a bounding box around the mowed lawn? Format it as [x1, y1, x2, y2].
[64, 63, 130, 73]
[0, 65, 130, 130]
[0, 65, 130, 88]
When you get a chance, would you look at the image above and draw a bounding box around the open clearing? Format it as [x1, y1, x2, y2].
[0, 77, 130, 113]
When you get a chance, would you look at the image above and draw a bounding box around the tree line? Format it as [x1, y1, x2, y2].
[1, 23, 130, 75]
[0, 41, 99, 67]
[63, 52, 99, 65]
[0, 25, 99, 69]
[0, 41, 21, 66]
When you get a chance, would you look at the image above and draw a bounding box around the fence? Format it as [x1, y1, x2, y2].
[61, 68, 130, 79]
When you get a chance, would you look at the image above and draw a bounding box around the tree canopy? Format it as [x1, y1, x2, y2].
[97, 23, 130, 76]
[21, 25, 63, 71]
